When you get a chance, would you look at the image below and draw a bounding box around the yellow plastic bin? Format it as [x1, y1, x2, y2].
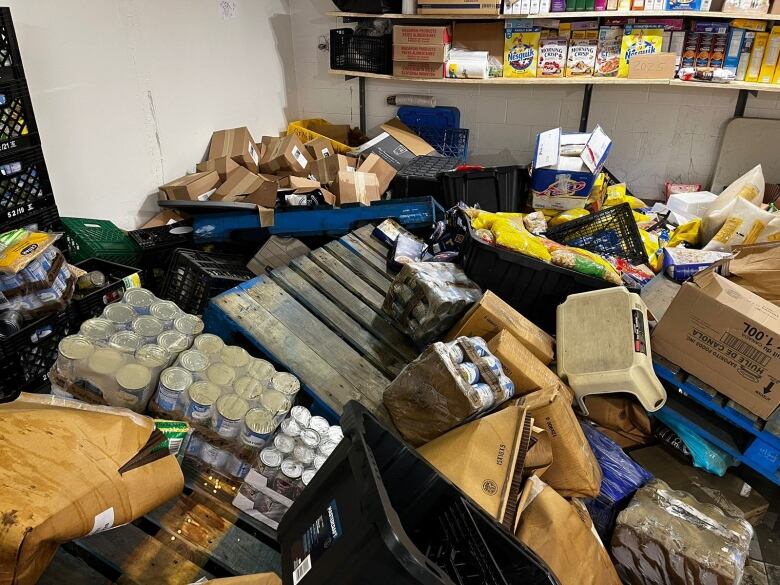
[286, 118, 352, 154]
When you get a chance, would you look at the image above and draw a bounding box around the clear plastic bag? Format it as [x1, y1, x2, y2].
[702, 165, 765, 243]
[703, 196, 780, 252]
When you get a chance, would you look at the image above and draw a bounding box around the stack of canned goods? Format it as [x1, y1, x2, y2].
[233, 405, 344, 525]
[53, 288, 202, 412]
[0, 245, 71, 317]
[446, 336, 515, 414]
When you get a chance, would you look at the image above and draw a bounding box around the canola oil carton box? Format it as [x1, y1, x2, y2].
[504, 26, 542, 78]
[618, 25, 664, 78]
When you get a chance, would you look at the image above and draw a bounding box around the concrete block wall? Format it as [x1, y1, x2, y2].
[291, 0, 780, 200]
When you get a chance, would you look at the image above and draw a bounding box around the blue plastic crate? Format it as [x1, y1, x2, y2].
[411, 126, 469, 159]
[398, 105, 460, 129]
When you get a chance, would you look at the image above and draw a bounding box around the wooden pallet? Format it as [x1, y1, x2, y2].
[38, 463, 280, 585]
[203, 224, 415, 425]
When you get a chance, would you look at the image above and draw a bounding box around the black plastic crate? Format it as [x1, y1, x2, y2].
[128, 221, 194, 295]
[330, 28, 392, 75]
[546, 203, 646, 265]
[70, 258, 142, 322]
[393, 155, 463, 199]
[0, 145, 56, 227]
[458, 211, 614, 333]
[160, 249, 254, 315]
[440, 166, 528, 212]
[4, 204, 64, 239]
[0, 9, 24, 82]
[277, 401, 557, 585]
[0, 309, 71, 402]
[0, 79, 39, 156]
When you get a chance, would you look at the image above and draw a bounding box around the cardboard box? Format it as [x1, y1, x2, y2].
[357, 153, 397, 194]
[393, 61, 446, 78]
[159, 171, 220, 201]
[393, 44, 451, 62]
[208, 127, 261, 172]
[393, 25, 452, 46]
[453, 22, 505, 70]
[211, 166, 277, 207]
[349, 117, 436, 170]
[201, 574, 281, 585]
[308, 123, 350, 145]
[334, 171, 381, 205]
[312, 154, 357, 185]
[259, 135, 313, 174]
[447, 290, 555, 365]
[196, 156, 240, 182]
[140, 210, 186, 229]
[487, 330, 564, 396]
[651, 270, 780, 419]
[279, 175, 320, 190]
[417, 0, 501, 14]
[247, 236, 311, 276]
[304, 137, 335, 160]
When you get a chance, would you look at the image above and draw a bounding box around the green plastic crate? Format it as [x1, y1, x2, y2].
[62, 217, 141, 265]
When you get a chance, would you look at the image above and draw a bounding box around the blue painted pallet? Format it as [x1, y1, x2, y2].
[654, 357, 780, 486]
[192, 196, 445, 243]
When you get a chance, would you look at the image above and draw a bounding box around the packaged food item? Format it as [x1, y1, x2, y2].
[663, 247, 733, 281]
[504, 27, 542, 78]
[565, 39, 598, 77]
[537, 37, 568, 77]
[491, 218, 552, 262]
[701, 164, 764, 242]
[549, 208, 589, 226]
[619, 26, 664, 78]
[0, 230, 61, 275]
[703, 197, 780, 251]
[603, 183, 647, 209]
[522, 211, 548, 235]
[595, 26, 623, 77]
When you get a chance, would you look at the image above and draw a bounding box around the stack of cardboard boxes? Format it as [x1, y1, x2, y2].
[393, 25, 452, 79]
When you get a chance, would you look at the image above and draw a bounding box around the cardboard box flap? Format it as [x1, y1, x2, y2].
[534, 128, 561, 170]
[380, 118, 436, 156]
[580, 125, 612, 173]
[691, 271, 780, 321]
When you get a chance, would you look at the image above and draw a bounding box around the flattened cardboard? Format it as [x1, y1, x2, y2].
[382, 118, 437, 157]
[304, 137, 335, 160]
[200, 575, 282, 585]
[334, 171, 380, 205]
[247, 236, 310, 276]
[159, 171, 220, 201]
[140, 210, 186, 229]
[357, 153, 397, 194]
[487, 330, 565, 397]
[196, 156, 240, 181]
[652, 270, 780, 419]
[207, 127, 261, 172]
[628, 52, 676, 78]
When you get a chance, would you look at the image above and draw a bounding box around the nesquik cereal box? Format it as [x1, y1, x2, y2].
[538, 37, 568, 77]
[618, 25, 664, 78]
[504, 26, 542, 78]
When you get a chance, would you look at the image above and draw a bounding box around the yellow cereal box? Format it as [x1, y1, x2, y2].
[618, 25, 664, 78]
[504, 27, 542, 78]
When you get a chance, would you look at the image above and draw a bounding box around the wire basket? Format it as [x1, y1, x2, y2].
[410, 126, 469, 159]
[546, 202, 647, 265]
[330, 28, 392, 75]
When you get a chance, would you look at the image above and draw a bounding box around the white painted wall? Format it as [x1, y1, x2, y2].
[7, 0, 296, 228]
[291, 0, 780, 200]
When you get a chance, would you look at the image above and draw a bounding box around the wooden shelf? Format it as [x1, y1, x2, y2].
[327, 9, 778, 20]
[330, 69, 780, 92]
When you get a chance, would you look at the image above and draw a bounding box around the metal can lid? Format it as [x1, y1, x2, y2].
[313, 454, 327, 470]
[260, 389, 290, 414]
[300, 428, 321, 448]
[58, 335, 95, 360]
[150, 300, 180, 321]
[249, 359, 275, 381]
[103, 303, 136, 324]
[174, 314, 204, 336]
[293, 445, 315, 465]
[260, 447, 283, 468]
[221, 345, 250, 369]
[193, 333, 224, 354]
[245, 408, 275, 434]
[188, 380, 221, 406]
[216, 393, 249, 421]
[271, 372, 300, 396]
[179, 349, 209, 372]
[123, 288, 154, 308]
[318, 440, 338, 457]
[308, 416, 330, 435]
[132, 316, 164, 337]
[234, 376, 264, 400]
[109, 331, 143, 353]
[207, 363, 236, 387]
[157, 330, 191, 353]
[161, 367, 193, 392]
[327, 426, 344, 444]
[135, 344, 171, 368]
[280, 458, 303, 479]
[87, 348, 125, 374]
[280, 418, 302, 437]
[79, 318, 115, 340]
[290, 405, 312, 428]
[116, 363, 152, 390]
[273, 433, 296, 454]
[301, 468, 317, 486]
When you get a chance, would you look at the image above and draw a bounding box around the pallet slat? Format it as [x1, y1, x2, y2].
[324, 241, 392, 295]
[339, 233, 396, 280]
[309, 248, 387, 314]
[38, 547, 116, 585]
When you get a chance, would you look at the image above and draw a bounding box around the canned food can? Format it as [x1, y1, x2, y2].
[313, 454, 327, 470]
[221, 345, 250, 372]
[317, 440, 338, 458]
[103, 303, 136, 331]
[241, 408, 276, 448]
[280, 417, 302, 438]
[498, 375, 515, 402]
[269, 372, 300, 398]
[290, 405, 311, 428]
[273, 433, 296, 455]
[474, 355, 503, 377]
[259, 447, 283, 479]
[87, 347, 125, 375]
[469, 382, 495, 411]
[299, 428, 321, 448]
[116, 363, 152, 398]
[248, 358, 275, 382]
[185, 433, 204, 457]
[149, 300, 180, 326]
[193, 333, 224, 357]
[293, 445, 315, 466]
[157, 330, 191, 353]
[184, 380, 221, 422]
[178, 349, 209, 377]
[470, 336, 489, 357]
[108, 331, 143, 354]
[447, 342, 464, 364]
[79, 317, 115, 342]
[458, 362, 480, 384]
[174, 314, 205, 337]
[76, 271, 106, 291]
[0, 309, 22, 338]
[301, 468, 317, 487]
[327, 425, 344, 444]
[132, 315, 164, 345]
[199, 442, 228, 469]
[57, 335, 95, 379]
[123, 288, 155, 314]
[308, 416, 330, 436]
[206, 363, 236, 388]
[212, 394, 250, 439]
[261, 389, 291, 423]
[224, 453, 251, 479]
[273, 459, 304, 499]
[0, 274, 22, 290]
[233, 376, 265, 402]
[135, 344, 172, 370]
[156, 367, 193, 412]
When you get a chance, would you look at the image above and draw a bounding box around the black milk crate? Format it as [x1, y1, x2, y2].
[392, 155, 463, 200]
[0, 9, 24, 82]
[160, 249, 254, 316]
[0, 309, 71, 402]
[546, 202, 646, 265]
[128, 221, 194, 295]
[0, 146, 55, 226]
[4, 204, 64, 245]
[330, 28, 392, 75]
[70, 258, 142, 322]
[0, 79, 39, 156]
[277, 401, 557, 585]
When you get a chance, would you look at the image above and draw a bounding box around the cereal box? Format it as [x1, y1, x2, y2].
[618, 26, 664, 78]
[566, 39, 597, 76]
[594, 26, 622, 77]
[537, 37, 568, 77]
[504, 27, 542, 78]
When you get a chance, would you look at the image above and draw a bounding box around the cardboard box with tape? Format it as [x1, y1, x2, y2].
[207, 127, 261, 172]
[159, 171, 220, 201]
[259, 135, 313, 175]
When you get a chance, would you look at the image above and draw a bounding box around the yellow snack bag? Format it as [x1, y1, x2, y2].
[667, 219, 701, 248]
[549, 208, 590, 227]
[0, 230, 60, 274]
[471, 211, 501, 231]
[633, 210, 653, 225]
[492, 218, 552, 262]
[639, 228, 663, 273]
[618, 26, 663, 78]
[604, 183, 647, 210]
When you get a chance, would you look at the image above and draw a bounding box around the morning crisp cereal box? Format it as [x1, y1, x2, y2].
[618, 25, 664, 77]
[504, 26, 542, 78]
[538, 37, 568, 77]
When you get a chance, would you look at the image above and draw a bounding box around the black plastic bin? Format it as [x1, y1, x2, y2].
[440, 165, 528, 212]
[330, 28, 392, 75]
[0, 8, 25, 82]
[0, 79, 39, 155]
[128, 221, 194, 295]
[277, 401, 558, 585]
[70, 258, 142, 322]
[0, 145, 56, 227]
[5, 204, 64, 243]
[160, 249, 254, 316]
[392, 155, 463, 200]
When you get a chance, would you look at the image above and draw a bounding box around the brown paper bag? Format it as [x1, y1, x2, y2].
[0, 394, 184, 585]
[720, 242, 780, 306]
[515, 476, 621, 585]
[583, 395, 652, 449]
